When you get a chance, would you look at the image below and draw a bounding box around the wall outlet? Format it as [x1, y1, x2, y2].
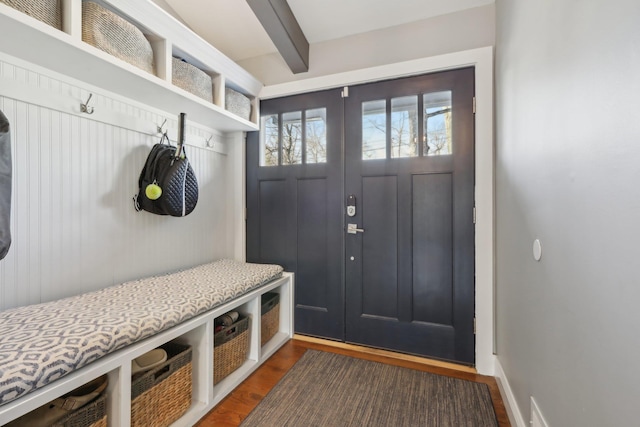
[531, 397, 549, 427]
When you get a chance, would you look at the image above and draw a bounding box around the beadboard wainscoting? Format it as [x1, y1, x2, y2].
[0, 52, 245, 311]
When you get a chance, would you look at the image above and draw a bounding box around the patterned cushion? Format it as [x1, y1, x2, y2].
[0, 259, 283, 406]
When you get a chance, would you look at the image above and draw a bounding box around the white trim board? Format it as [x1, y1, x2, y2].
[531, 397, 550, 427]
[260, 46, 496, 374]
[495, 358, 527, 427]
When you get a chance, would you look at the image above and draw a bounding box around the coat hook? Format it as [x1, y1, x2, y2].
[205, 135, 214, 148]
[157, 119, 167, 134]
[80, 93, 94, 114]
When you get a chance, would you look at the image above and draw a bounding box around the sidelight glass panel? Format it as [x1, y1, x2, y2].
[282, 111, 303, 165]
[260, 114, 279, 166]
[306, 108, 327, 164]
[362, 100, 387, 160]
[391, 96, 418, 158]
[423, 91, 452, 156]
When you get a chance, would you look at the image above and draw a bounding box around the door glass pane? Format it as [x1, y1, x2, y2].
[282, 111, 303, 165]
[424, 91, 452, 156]
[391, 96, 418, 158]
[306, 108, 327, 164]
[260, 114, 279, 166]
[362, 100, 386, 160]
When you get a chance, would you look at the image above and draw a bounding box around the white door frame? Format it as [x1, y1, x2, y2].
[260, 46, 495, 375]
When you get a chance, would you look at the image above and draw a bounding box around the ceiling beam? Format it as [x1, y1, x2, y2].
[246, 0, 309, 74]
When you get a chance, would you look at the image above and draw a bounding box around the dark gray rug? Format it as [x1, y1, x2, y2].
[241, 350, 498, 427]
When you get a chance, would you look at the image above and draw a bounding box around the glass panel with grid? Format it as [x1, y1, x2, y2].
[361, 91, 454, 160]
[259, 108, 328, 167]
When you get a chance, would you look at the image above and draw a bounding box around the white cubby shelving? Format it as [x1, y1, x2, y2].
[0, 273, 294, 426]
[0, 0, 261, 132]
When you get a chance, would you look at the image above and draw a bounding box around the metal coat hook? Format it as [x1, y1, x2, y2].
[205, 135, 214, 148]
[157, 119, 167, 134]
[80, 94, 94, 114]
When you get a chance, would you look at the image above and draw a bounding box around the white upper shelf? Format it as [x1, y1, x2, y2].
[0, 0, 263, 132]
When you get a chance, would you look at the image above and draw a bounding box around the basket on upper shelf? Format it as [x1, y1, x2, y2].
[225, 88, 252, 121]
[82, 1, 155, 76]
[172, 58, 213, 103]
[0, 0, 62, 29]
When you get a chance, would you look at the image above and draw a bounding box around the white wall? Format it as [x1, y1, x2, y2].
[239, 4, 495, 86]
[495, 0, 640, 425]
[0, 53, 242, 311]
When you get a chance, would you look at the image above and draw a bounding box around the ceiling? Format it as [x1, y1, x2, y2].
[159, 0, 493, 62]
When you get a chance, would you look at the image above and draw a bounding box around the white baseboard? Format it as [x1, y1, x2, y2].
[530, 397, 550, 427]
[494, 358, 527, 427]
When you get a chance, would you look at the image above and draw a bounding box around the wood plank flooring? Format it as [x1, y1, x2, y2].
[197, 338, 511, 427]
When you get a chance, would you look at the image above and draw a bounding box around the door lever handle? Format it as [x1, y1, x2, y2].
[347, 223, 365, 234]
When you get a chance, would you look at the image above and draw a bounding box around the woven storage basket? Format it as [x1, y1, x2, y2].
[172, 58, 213, 103]
[225, 88, 251, 121]
[261, 292, 280, 346]
[214, 315, 250, 384]
[53, 394, 107, 427]
[131, 342, 192, 427]
[82, 1, 155, 75]
[0, 0, 61, 29]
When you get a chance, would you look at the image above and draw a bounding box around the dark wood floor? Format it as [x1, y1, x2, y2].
[197, 338, 511, 427]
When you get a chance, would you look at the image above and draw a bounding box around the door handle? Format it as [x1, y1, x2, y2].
[347, 223, 365, 234]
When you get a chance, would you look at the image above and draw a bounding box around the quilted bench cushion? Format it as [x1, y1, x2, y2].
[0, 259, 283, 406]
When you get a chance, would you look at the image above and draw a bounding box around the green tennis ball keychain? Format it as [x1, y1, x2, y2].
[145, 182, 162, 200]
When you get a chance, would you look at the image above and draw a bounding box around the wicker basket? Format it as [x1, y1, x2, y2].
[0, 0, 61, 29]
[172, 58, 213, 103]
[131, 342, 192, 427]
[213, 315, 250, 384]
[82, 1, 155, 75]
[261, 292, 280, 346]
[225, 88, 251, 121]
[53, 394, 107, 427]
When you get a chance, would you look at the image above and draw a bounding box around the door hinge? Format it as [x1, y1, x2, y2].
[473, 207, 476, 224]
[472, 97, 476, 114]
[341, 86, 349, 98]
[244, 208, 247, 221]
[474, 317, 477, 334]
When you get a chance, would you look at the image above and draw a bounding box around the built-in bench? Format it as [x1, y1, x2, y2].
[0, 259, 294, 426]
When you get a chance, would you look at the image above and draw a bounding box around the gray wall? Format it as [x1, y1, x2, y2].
[495, 0, 640, 425]
[239, 5, 495, 86]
